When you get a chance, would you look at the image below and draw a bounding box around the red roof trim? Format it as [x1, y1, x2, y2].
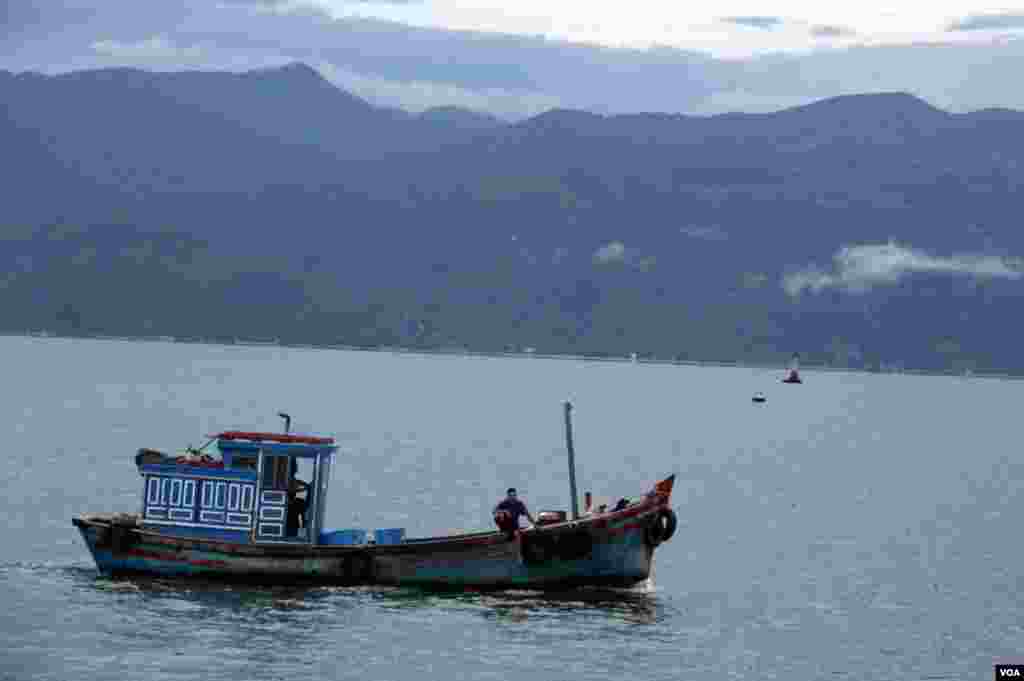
[215, 431, 335, 445]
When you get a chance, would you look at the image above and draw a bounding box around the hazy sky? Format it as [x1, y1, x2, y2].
[5, 0, 1024, 118]
[319, 0, 1020, 54]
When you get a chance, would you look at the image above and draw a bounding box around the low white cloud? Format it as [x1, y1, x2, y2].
[741, 272, 768, 288]
[810, 24, 856, 38]
[593, 241, 627, 264]
[314, 61, 560, 118]
[91, 36, 204, 59]
[783, 242, 1024, 296]
[721, 16, 783, 31]
[592, 241, 655, 270]
[679, 224, 727, 241]
[688, 89, 828, 115]
[948, 13, 1024, 32]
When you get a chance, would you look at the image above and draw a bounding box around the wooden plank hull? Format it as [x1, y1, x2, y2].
[72, 500, 674, 589]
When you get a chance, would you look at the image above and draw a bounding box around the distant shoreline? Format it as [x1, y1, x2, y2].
[3, 330, 1017, 381]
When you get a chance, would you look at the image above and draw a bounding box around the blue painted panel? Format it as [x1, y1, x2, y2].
[261, 490, 286, 505]
[133, 524, 250, 543]
[259, 507, 284, 521]
[226, 512, 252, 526]
[139, 472, 256, 543]
[258, 523, 283, 538]
[200, 510, 225, 524]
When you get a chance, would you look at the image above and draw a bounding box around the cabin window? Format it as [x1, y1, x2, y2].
[183, 480, 196, 507]
[147, 478, 161, 505]
[233, 455, 258, 470]
[227, 484, 241, 512]
[240, 484, 254, 512]
[169, 479, 183, 507]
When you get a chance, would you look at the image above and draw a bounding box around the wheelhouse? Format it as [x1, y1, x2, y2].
[135, 431, 337, 545]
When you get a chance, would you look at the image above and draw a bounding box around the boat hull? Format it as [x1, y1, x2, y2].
[73, 502, 673, 589]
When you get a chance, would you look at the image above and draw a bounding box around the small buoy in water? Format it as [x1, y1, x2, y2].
[752, 392, 766, 403]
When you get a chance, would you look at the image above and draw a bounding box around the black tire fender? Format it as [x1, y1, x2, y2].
[644, 508, 678, 546]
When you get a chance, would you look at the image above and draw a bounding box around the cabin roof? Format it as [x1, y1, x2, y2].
[215, 431, 335, 445]
[214, 431, 337, 458]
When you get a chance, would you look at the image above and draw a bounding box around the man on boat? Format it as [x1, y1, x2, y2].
[286, 478, 309, 536]
[493, 487, 535, 538]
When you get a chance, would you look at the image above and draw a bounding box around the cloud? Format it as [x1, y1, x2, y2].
[216, 0, 291, 6]
[741, 272, 768, 288]
[679, 225, 727, 241]
[315, 60, 560, 117]
[593, 241, 627, 264]
[948, 13, 1024, 32]
[783, 243, 1024, 296]
[91, 36, 203, 59]
[592, 241, 655, 270]
[810, 25, 855, 38]
[721, 16, 783, 30]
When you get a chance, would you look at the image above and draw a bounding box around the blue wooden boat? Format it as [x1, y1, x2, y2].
[73, 417, 678, 589]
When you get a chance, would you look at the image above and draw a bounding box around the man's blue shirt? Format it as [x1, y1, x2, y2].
[494, 497, 528, 525]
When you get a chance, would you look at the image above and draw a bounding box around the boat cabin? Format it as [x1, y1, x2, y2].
[135, 431, 337, 545]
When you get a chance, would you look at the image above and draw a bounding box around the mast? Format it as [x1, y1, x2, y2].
[564, 401, 580, 520]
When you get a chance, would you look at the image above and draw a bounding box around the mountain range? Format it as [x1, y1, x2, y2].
[3, 63, 1024, 372]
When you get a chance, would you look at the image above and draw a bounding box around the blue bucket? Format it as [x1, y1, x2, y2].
[373, 528, 405, 545]
[319, 529, 367, 545]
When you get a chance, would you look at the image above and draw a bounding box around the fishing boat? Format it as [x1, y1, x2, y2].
[782, 353, 803, 384]
[72, 407, 677, 589]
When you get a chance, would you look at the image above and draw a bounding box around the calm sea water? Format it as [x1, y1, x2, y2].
[2, 335, 1022, 680]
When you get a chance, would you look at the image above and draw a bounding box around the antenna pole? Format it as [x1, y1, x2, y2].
[278, 412, 291, 434]
[564, 401, 580, 520]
